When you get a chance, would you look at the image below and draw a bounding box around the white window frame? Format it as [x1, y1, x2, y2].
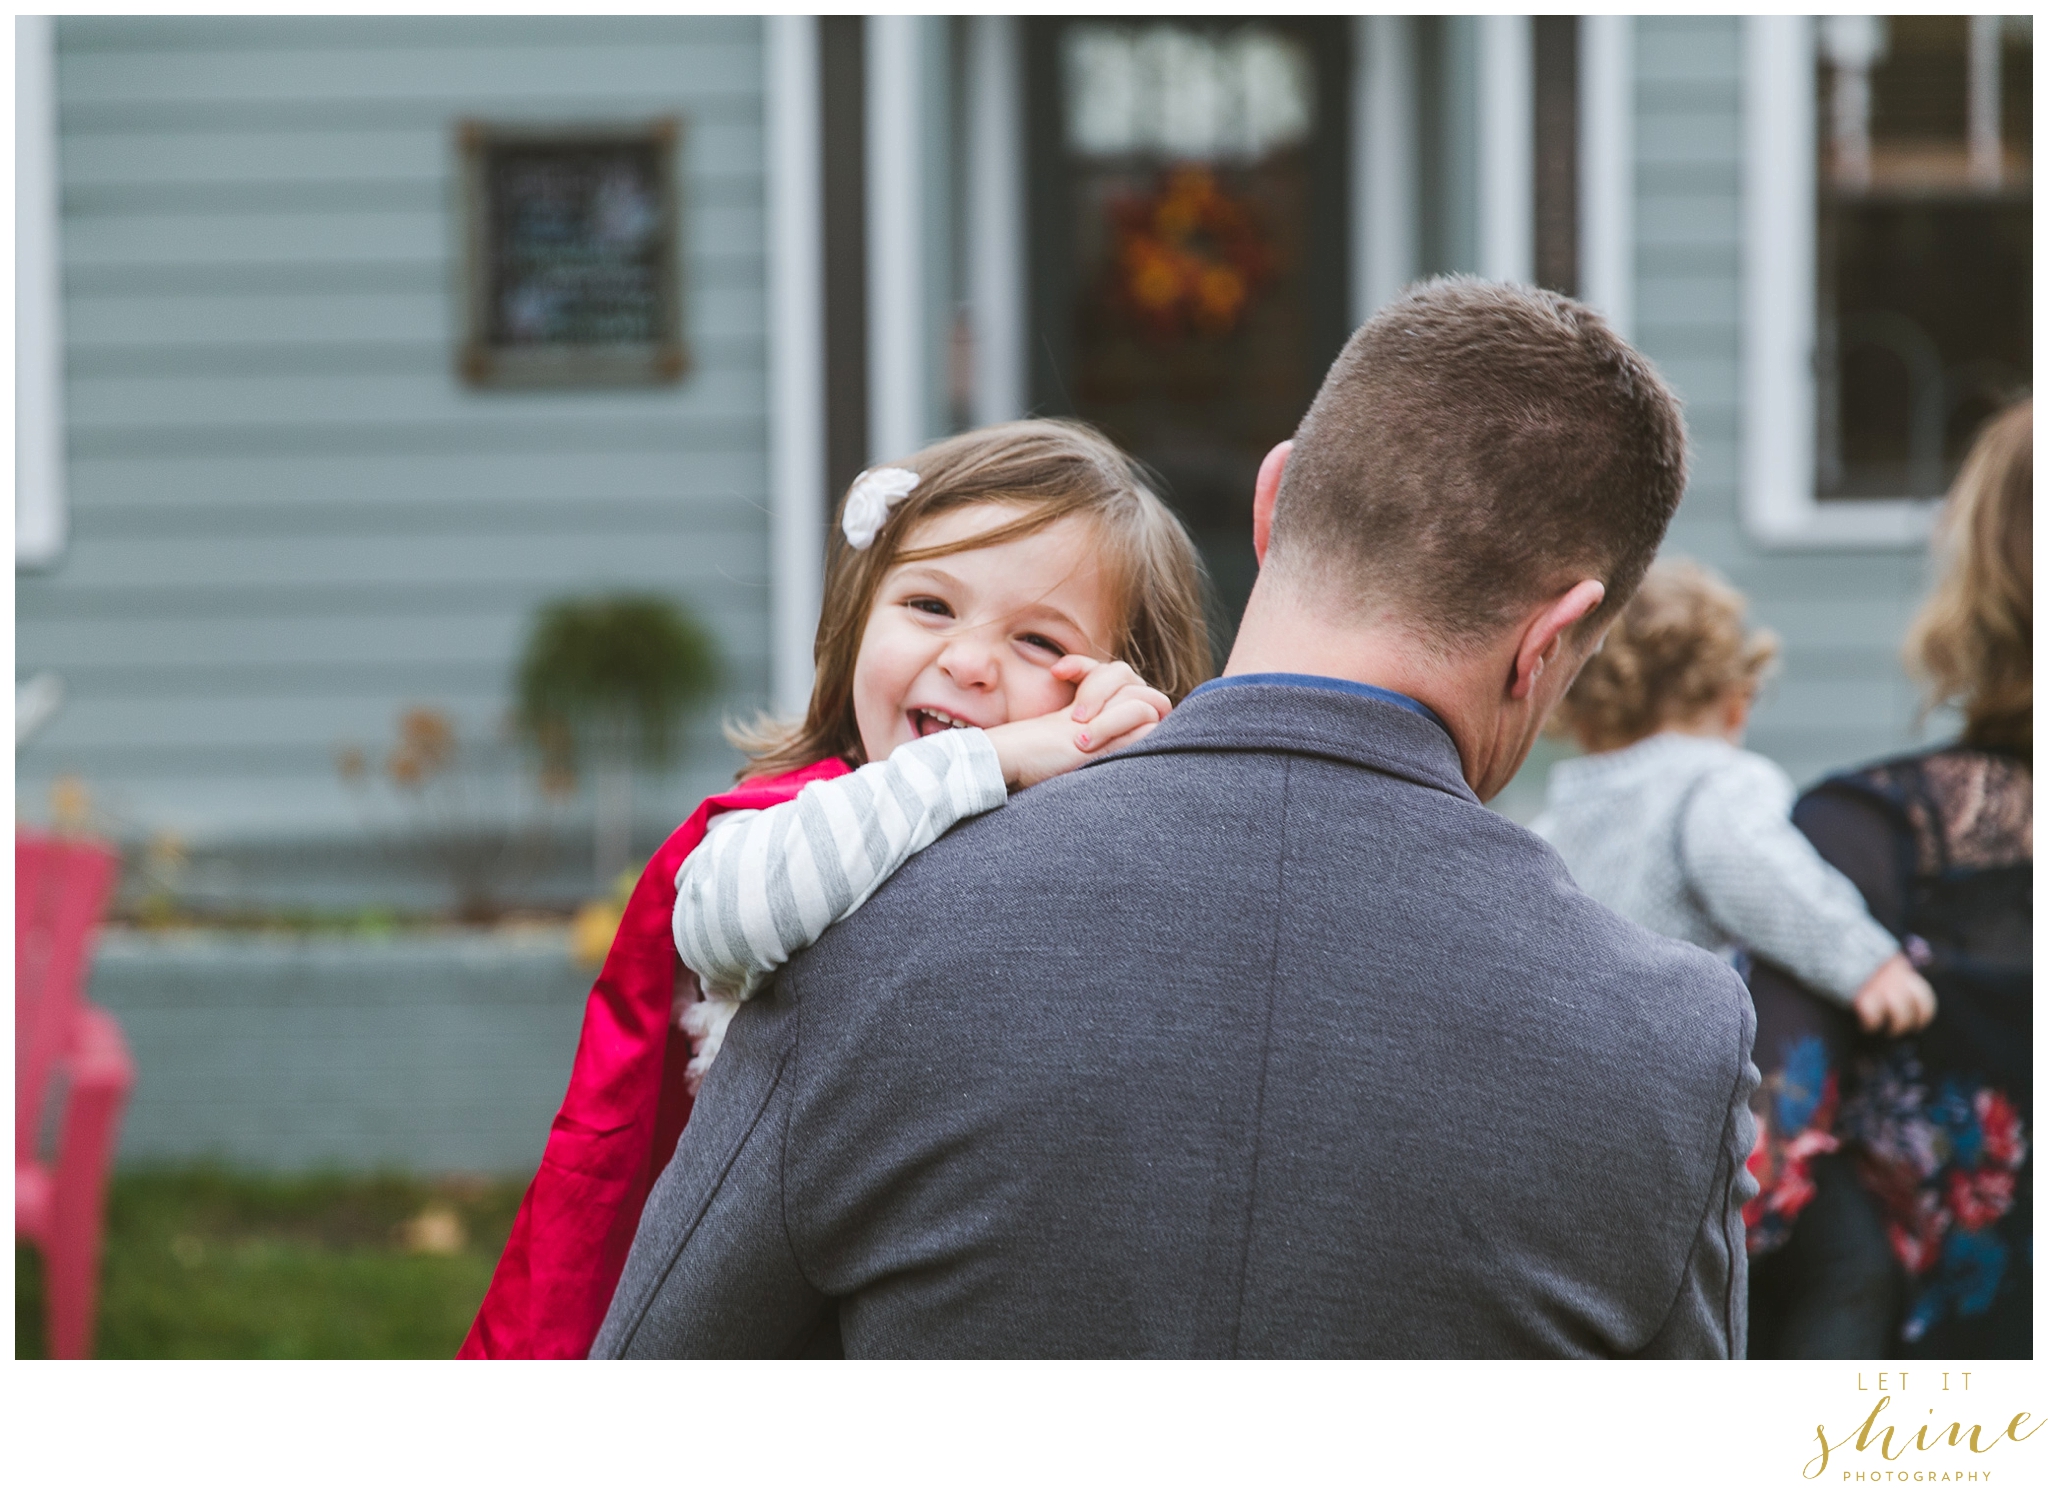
[1742, 15, 1940, 550]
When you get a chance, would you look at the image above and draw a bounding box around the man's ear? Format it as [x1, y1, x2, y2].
[1251, 440, 1291, 565]
[1508, 580, 1606, 701]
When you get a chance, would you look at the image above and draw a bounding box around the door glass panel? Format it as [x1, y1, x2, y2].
[1031, 18, 1350, 654]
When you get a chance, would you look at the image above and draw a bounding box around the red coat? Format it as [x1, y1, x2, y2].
[460, 756, 852, 1359]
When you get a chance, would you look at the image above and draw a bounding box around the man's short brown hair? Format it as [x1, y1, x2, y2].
[1269, 276, 1688, 647]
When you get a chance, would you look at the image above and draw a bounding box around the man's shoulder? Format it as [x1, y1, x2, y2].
[796, 733, 1752, 1037]
[1411, 793, 1756, 1070]
[1560, 885, 1756, 1094]
[792, 739, 1289, 965]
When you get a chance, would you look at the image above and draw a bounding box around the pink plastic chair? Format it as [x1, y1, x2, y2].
[16, 831, 134, 1359]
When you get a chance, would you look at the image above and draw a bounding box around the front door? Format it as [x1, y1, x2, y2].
[1025, 17, 1353, 656]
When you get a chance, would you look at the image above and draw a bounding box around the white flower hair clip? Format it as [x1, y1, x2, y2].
[841, 467, 921, 550]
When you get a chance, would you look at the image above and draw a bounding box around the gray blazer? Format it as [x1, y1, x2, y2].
[594, 681, 1759, 1358]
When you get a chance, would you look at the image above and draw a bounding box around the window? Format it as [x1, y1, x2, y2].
[1744, 16, 2031, 546]
[1817, 16, 2031, 499]
[1063, 24, 1314, 162]
[458, 121, 686, 388]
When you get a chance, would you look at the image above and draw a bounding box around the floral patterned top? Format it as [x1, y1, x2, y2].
[1745, 747, 2031, 1354]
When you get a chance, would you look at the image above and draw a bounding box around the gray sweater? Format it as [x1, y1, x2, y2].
[595, 682, 1759, 1359]
[1531, 732, 1898, 1005]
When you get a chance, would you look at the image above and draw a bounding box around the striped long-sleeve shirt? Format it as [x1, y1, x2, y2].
[671, 727, 1008, 1084]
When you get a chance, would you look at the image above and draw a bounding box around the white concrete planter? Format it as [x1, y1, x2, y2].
[87, 929, 591, 1175]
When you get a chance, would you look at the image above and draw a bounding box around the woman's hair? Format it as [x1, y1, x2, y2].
[732, 419, 1214, 780]
[1551, 557, 1780, 753]
[1903, 398, 2032, 758]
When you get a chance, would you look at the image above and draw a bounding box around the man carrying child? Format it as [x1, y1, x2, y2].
[595, 278, 1759, 1359]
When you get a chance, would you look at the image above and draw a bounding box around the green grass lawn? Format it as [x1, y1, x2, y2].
[15, 1166, 525, 1359]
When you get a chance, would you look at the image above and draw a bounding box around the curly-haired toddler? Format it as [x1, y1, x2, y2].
[1533, 558, 1934, 1036]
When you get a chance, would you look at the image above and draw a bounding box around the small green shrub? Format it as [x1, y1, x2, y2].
[515, 594, 719, 781]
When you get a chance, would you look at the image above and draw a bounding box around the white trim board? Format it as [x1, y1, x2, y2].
[1476, 15, 1534, 287]
[1577, 15, 1633, 342]
[1354, 15, 1418, 324]
[865, 15, 930, 464]
[766, 15, 826, 715]
[16, 15, 68, 572]
[967, 15, 1026, 427]
[1741, 15, 1938, 551]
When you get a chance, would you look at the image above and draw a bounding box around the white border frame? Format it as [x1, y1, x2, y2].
[16, 15, 68, 571]
[1742, 15, 1938, 550]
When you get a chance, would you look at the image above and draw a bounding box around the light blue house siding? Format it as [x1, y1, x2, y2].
[1495, 16, 1945, 823]
[1637, 15, 1937, 790]
[16, 16, 769, 904]
[20, 15, 1952, 867]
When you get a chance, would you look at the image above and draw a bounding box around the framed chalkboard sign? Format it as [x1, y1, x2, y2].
[458, 119, 686, 387]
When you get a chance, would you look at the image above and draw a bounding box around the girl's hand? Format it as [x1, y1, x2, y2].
[1850, 951, 1937, 1037]
[983, 656, 1172, 790]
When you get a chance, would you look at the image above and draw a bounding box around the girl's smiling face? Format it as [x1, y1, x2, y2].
[851, 503, 1118, 763]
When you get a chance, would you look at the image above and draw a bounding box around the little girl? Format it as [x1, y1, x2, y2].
[464, 419, 1212, 1358]
[1533, 557, 1935, 1035]
[672, 421, 1212, 1080]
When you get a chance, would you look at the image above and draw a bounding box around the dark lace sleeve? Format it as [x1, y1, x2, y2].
[1789, 783, 1912, 938]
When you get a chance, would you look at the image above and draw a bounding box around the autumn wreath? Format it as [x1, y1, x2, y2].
[1106, 165, 1276, 342]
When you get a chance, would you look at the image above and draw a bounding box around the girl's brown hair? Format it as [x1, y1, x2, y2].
[1903, 398, 2032, 758]
[1551, 557, 1780, 753]
[732, 419, 1214, 780]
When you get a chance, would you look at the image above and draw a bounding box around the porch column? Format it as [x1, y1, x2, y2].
[967, 16, 1026, 426]
[865, 15, 935, 463]
[767, 16, 827, 714]
[1354, 15, 1418, 324]
[1578, 16, 1635, 339]
[1476, 15, 1534, 286]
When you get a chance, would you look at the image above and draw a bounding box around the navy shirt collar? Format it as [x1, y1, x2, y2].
[1186, 672, 1452, 738]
